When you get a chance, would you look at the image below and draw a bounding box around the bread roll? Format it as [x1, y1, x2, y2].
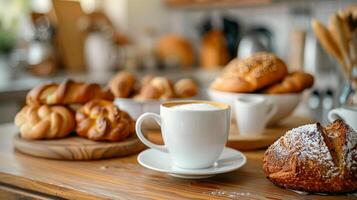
[136, 77, 175, 100]
[263, 72, 314, 94]
[174, 78, 198, 98]
[27, 79, 113, 105]
[263, 120, 357, 193]
[75, 100, 135, 142]
[108, 71, 136, 98]
[15, 105, 75, 139]
[210, 52, 288, 93]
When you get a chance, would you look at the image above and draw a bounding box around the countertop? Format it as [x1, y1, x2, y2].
[0, 123, 354, 199]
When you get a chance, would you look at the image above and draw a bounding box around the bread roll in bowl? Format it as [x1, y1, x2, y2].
[263, 72, 314, 94]
[210, 52, 288, 93]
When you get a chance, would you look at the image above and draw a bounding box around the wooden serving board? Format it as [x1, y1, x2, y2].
[13, 134, 145, 160]
[228, 116, 315, 150]
[147, 116, 315, 151]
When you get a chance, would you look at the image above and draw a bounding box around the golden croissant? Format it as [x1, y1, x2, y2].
[263, 72, 314, 94]
[15, 105, 75, 139]
[26, 79, 113, 105]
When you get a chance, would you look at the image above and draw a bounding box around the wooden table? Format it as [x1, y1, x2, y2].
[0, 124, 355, 200]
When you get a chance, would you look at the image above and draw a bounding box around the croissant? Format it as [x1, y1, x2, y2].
[174, 78, 198, 98]
[263, 72, 314, 94]
[15, 105, 75, 139]
[26, 79, 113, 105]
[108, 71, 136, 98]
[263, 120, 357, 193]
[75, 100, 135, 142]
[135, 77, 175, 100]
[210, 52, 288, 93]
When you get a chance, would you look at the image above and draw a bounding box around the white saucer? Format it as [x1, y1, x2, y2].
[137, 147, 246, 179]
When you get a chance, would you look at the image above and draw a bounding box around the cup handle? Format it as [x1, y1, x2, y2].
[135, 112, 168, 153]
[265, 101, 278, 123]
[328, 109, 343, 122]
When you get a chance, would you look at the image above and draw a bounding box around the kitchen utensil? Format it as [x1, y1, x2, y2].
[13, 134, 145, 160]
[223, 16, 240, 58]
[237, 27, 272, 59]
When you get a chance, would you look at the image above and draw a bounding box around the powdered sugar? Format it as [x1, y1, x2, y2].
[344, 125, 357, 169]
[271, 124, 339, 178]
[271, 122, 357, 179]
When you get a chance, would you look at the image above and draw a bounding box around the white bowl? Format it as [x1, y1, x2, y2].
[114, 98, 163, 129]
[114, 98, 162, 119]
[207, 89, 301, 125]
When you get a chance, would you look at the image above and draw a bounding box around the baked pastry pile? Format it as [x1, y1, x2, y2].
[15, 79, 135, 142]
[108, 70, 198, 100]
[263, 120, 357, 193]
[210, 52, 314, 94]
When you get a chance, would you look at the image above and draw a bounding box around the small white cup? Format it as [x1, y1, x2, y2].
[328, 107, 357, 131]
[235, 96, 277, 135]
[136, 100, 231, 169]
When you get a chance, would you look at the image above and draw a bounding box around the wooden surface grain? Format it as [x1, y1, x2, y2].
[0, 123, 355, 200]
[13, 134, 145, 160]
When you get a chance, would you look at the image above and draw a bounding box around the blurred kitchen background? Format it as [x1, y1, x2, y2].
[0, 0, 355, 123]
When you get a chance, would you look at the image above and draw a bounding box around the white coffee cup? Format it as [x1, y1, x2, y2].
[328, 107, 357, 131]
[136, 100, 231, 169]
[234, 96, 277, 135]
